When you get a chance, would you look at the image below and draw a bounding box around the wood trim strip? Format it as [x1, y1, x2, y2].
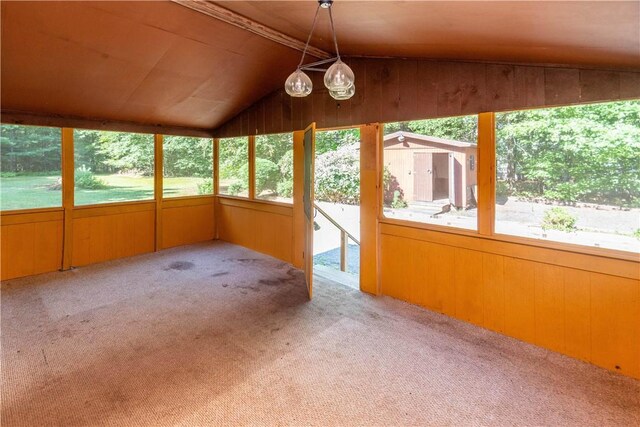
[217, 196, 293, 217]
[61, 128, 74, 270]
[0, 211, 64, 226]
[170, 0, 331, 60]
[1, 207, 64, 217]
[379, 221, 639, 279]
[1, 110, 214, 138]
[162, 196, 215, 209]
[73, 201, 155, 219]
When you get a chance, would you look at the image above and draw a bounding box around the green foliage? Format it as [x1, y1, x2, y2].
[315, 144, 360, 204]
[1, 124, 62, 173]
[541, 207, 577, 232]
[227, 181, 245, 196]
[163, 136, 212, 178]
[382, 167, 407, 208]
[75, 165, 106, 189]
[315, 129, 360, 154]
[254, 158, 280, 194]
[197, 178, 213, 195]
[634, 229, 640, 239]
[391, 191, 408, 209]
[496, 100, 640, 207]
[219, 137, 248, 180]
[276, 180, 293, 198]
[385, 115, 478, 143]
[75, 130, 154, 176]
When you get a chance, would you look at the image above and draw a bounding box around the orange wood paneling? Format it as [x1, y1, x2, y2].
[71, 210, 154, 267]
[563, 268, 591, 362]
[534, 263, 566, 353]
[1, 219, 63, 280]
[161, 200, 215, 249]
[590, 273, 640, 378]
[379, 224, 640, 379]
[217, 197, 293, 264]
[454, 248, 484, 326]
[481, 253, 505, 333]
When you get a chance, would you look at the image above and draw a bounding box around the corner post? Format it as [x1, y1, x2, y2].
[61, 128, 74, 270]
[477, 112, 496, 236]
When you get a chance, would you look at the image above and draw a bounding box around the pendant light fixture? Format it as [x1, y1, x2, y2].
[284, 0, 355, 100]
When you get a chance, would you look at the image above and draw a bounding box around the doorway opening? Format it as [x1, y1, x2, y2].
[312, 128, 361, 289]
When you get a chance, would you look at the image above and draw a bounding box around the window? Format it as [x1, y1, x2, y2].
[0, 124, 62, 211]
[255, 133, 293, 203]
[382, 115, 479, 230]
[495, 100, 640, 253]
[74, 130, 154, 206]
[163, 136, 213, 198]
[218, 137, 249, 197]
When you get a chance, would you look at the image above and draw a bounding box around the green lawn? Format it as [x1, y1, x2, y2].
[0, 174, 211, 211]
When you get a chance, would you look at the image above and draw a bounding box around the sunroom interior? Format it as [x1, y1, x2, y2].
[1, 1, 639, 425]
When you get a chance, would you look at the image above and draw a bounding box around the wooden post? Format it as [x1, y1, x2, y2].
[154, 134, 163, 251]
[359, 123, 381, 295]
[477, 112, 496, 236]
[248, 135, 256, 199]
[61, 128, 74, 270]
[213, 138, 220, 195]
[340, 230, 349, 272]
[213, 137, 219, 239]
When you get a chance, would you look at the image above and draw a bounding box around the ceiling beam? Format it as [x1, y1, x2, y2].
[1, 110, 215, 138]
[170, 0, 332, 60]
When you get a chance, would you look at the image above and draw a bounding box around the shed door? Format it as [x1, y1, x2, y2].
[413, 152, 433, 201]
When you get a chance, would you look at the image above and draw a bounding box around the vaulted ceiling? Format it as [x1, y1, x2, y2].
[2, 1, 639, 132]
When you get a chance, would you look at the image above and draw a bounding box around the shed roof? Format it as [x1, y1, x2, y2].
[384, 131, 476, 149]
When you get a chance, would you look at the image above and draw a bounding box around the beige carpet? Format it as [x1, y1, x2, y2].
[1, 241, 639, 426]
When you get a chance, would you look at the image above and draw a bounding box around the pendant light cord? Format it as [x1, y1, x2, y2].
[298, 4, 322, 69]
[328, 6, 340, 59]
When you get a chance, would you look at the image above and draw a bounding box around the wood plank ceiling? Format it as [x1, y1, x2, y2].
[1, 1, 638, 132]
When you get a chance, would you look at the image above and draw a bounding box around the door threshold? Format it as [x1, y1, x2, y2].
[313, 264, 359, 290]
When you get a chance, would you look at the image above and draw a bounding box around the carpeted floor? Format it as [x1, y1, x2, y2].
[1, 241, 639, 426]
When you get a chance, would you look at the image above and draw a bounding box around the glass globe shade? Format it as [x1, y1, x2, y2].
[285, 69, 312, 97]
[324, 59, 355, 92]
[329, 84, 355, 100]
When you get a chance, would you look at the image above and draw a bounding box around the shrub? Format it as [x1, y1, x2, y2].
[75, 165, 106, 189]
[541, 207, 577, 232]
[315, 144, 359, 204]
[276, 180, 293, 198]
[633, 229, 640, 239]
[254, 158, 280, 194]
[383, 167, 407, 208]
[227, 181, 246, 196]
[197, 178, 213, 195]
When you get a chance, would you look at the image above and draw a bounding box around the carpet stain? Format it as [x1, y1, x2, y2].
[211, 272, 229, 277]
[235, 285, 261, 293]
[165, 261, 194, 271]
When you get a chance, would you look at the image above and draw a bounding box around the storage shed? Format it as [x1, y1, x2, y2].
[384, 131, 477, 208]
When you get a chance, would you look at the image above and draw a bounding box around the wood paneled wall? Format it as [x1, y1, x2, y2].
[1, 210, 64, 280]
[161, 197, 216, 250]
[214, 58, 640, 137]
[71, 203, 156, 267]
[2, 196, 217, 280]
[379, 222, 640, 379]
[216, 197, 294, 264]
